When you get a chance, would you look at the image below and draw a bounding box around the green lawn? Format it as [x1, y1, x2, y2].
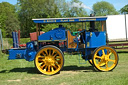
[0, 49, 128, 85]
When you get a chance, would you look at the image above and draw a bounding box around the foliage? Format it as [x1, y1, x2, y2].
[63, 0, 87, 17]
[17, 0, 62, 37]
[120, 4, 128, 14]
[0, 2, 20, 37]
[17, 0, 88, 35]
[0, 1, 125, 38]
[93, 1, 119, 16]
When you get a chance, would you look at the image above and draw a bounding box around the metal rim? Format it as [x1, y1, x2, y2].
[35, 45, 64, 75]
[92, 46, 118, 71]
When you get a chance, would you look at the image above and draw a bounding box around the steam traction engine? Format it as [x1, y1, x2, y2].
[2, 17, 119, 75]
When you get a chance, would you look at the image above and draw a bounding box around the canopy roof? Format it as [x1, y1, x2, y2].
[32, 16, 107, 24]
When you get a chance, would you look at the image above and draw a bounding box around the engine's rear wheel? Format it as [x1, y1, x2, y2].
[34, 45, 64, 75]
[92, 46, 119, 71]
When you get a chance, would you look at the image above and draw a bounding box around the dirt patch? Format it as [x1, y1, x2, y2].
[7, 79, 21, 82]
[30, 77, 39, 80]
[59, 82, 67, 85]
[61, 71, 78, 75]
[3, 39, 10, 49]
[43, 71, 78, 80]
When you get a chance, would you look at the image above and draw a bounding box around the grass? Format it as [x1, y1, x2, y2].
[0, 38, 128, 85]
[0, 50, 128, 85]
[1, 38, 30, 49]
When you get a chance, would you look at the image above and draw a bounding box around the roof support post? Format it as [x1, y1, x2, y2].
[36, 23, 39, 50]
[101, 21, 104, 31]
[101, 21, 106, 31]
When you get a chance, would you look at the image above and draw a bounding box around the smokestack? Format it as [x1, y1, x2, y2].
[90, 12, 95, 30]
[90, 12, 96, 17]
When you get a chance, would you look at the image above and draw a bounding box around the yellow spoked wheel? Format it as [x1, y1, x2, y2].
[92, 46, 119, 71]
[34, 45, 64, 75]
[88, 59, 93, 66]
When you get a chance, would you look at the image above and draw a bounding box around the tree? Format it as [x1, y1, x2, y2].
[63, 0, 87, 17]
[62, 0, 88, 31]
[0, 2, 20, 37]
[18, 0, 62, 37]
[18, 0, 88, 37]
[93, 1, 119, 16]
[120, 4, 128, 14]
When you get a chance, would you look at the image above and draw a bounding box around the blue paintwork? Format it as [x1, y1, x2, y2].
[8, 49, 26, 60]
[85, 32, 106, 48]
[24, 41, 37, 61]
[8, 41, 36, 61]
[12, 32, 19, 48]
[32, 17, 107, 24]
[8, 17, 108, 62]
[38, 27, 66, 41]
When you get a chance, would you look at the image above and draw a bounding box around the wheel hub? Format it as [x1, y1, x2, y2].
[45, 57, 55, 65]
[104, 56, 109, 61]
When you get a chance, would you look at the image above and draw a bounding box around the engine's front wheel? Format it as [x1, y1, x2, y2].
[92, 46, 119, 71]
[34, 45, 64, 75]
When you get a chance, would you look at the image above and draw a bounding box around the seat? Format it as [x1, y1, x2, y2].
[67, 30, 77, 48]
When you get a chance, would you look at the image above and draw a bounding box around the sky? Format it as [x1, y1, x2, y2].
[0, 0, 128, 12]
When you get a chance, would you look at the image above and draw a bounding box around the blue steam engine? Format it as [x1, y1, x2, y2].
[2, 16, 119, 75]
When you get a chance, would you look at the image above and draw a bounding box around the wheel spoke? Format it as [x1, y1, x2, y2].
[48, 65, 51, 72]
[98, 62, 102, 66]
[51, 67, 54, 71]
[56, 59, 61, 62]
[108, 52, 112, 56]
[40, 51, 46, 56]
[98, 60, 104, 66]
[44, 49, 48, 56]
[52, 50, 55, 56]
[106, 61, 109, 70]
[38, 56, 45, 59]
[40, 64, 45, 69]
[100, 62, 105, 67]
[102, 50, 105, 55]
[44, 66, 48, 71]
[49, 50, 51, 56]
[107, 50, 109, 54]
[53, 53, 58, 58]
[55, 56, 61, 59]
[55, 62, 60, 68]
[53, 65, 58, 69]
[38, 59, 44, 62]
[108, 59, 115, 63]
[95, 55, 102, 59]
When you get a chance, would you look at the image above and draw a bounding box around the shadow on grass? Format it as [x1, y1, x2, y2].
[0, 65, 95, 74]
[63, 65, 95, 72]
[0, 67, 38, 74]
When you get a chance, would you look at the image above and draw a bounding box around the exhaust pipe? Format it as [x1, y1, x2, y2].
[90, 12, 96, 31]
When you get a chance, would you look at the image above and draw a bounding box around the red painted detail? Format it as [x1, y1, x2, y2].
[30, 31, 45, 41]
[18, 30, 20, 45]
[19, 44, 26, 47]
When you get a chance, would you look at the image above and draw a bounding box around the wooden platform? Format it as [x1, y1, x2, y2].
[109, 43, 128, 49]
